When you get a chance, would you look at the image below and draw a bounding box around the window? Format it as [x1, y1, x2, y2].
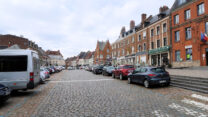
[132, 37, 135, 43]
[157, 40, 160, 48]
[185, 27, 192, 39]
[151, 29, 154, 37]
[175, 31, 180, 42]
[138, 35, 141, 41]
[107, 55, 110, 59]
[175, 50, 181, 62]
[163, 23, 167, 33]
[206, 22, 208, 34]
[186, 48, 192, 61]
[174, 15, 179, 24]
[143, 43, 146, 51]
[163, 38, 167, 46]
[198, 3, 204, 15]
[151, 42, 154, 49]
[107, 49, 109, 53]
[127, 40, 129, 45]
[157, 26, 160, 35]
[132, 46, 135, 53]
[0, 56, 28, 72]
[100, 54, 103, 59]
[143, 31, 146, 39]
[122, 49, 125, 55]
[185, 9, 191, 20]
[138, 45, 142, 52]
[179, 0, 186, 5]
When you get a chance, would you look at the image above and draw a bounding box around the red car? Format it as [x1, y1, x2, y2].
[112, 65, 135, 80]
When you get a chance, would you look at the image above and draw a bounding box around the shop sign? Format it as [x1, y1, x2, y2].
[185, 45, 192, 49]
[149, 46, 170, 55]
[136, 51, 146, 56]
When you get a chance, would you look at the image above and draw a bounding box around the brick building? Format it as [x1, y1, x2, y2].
[0, 34, 49, 66]
[148, 6, 171, 66]
[94, 40, 112, 65]
[171, 0, 208, 67]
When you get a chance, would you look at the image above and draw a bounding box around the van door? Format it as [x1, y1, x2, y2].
[32, 57, 40, 85]
[0, 56, 28, 90]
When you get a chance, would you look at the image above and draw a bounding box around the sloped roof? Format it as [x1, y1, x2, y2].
[98, 41, 107, 50]
[171, 0, 193, 12]
[149, 9, 170, 25]
[46, 50, 63, 57]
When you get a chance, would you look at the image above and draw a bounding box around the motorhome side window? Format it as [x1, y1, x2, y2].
[0, 56, 28, 72]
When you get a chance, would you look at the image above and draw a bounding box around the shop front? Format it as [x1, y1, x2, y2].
[149, 46, 170, 67]
[135, 51, 148, 67]
[125, 54, 136, 65]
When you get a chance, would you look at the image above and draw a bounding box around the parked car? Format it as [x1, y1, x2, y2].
[127, 67, 170, 88]
[112, 65, 135, 80]
[0, 84, 11, 103]
[102, 66, 115, 76]
[0, 49, 40, 91]
[93, 65, 104, 74]
[40, 68, 50, 81]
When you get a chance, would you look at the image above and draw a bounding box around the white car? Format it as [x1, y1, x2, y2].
[40, 70, 46, 83]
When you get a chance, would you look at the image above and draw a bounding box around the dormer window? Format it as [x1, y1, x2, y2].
[179, 0, 186, 5]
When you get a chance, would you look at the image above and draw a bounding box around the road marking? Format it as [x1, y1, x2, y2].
[168, 103, 207, 117]
[182, 98, 208, 111]
[152, 110, 171, 117]
[192, 94, 208, 102]
[50, 79, 114, 83]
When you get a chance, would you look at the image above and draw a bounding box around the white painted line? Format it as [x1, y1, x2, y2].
[168, 103, 207, 117]
[182, 98, 208, 111]
[50, 79, 114, 83]
[192, 94, 208, 102]
[152, 110, 171, 117]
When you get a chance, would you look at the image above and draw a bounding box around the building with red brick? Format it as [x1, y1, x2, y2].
[0, 34, 49, 66]
[94, 40, 112, 65]
[171, 0, 208, 67]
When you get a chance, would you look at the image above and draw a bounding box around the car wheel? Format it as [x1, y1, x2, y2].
[120, 74, 123, 80]
[144, 80, 150, 88]
[128, 78, 132, 84]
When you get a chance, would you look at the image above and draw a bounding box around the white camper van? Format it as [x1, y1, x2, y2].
[0, 49, 40, 90]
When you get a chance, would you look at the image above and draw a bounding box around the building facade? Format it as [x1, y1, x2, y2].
[94, 40, 112, 65]
[46, 50, 65, 66]
[171, 0, 208, 67]
[148, 6, 171, 67]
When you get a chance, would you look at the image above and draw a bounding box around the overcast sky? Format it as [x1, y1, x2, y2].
[0, 0, 175, 59]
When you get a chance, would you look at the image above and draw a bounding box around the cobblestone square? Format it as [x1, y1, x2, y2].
[0, 70, 208, 117]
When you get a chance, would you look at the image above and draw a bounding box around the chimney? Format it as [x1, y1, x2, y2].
[130, 20, 135, 30]
[141, 14, 147, 23]
[159, 6, 169, 13]
[120, 26, 126, 35]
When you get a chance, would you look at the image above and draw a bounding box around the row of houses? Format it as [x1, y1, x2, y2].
[101, 0, 208, 68]
[0, 34, 65, 66]
[65, 51, 95, 67]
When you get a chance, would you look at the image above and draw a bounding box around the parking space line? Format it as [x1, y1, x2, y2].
[191, 94, 208, 102]
[168, 103, 207, 117]
[182, 98, 208, 111]
[152, 110, 171, 117]
[50, 79, 114, 83]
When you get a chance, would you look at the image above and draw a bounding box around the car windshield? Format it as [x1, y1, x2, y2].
[151, 68, 165, 73]
[123, 65, 134, 69]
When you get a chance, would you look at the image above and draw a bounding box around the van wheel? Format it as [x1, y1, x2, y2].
[120, 74, 123, 80]
[144, 80, 150, 88]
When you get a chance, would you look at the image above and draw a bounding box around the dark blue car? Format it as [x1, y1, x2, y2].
[127, 67, 170, 88]
[0, 84, 10, 103]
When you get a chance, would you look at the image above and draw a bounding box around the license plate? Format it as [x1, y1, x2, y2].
[129, 70, 133, 73]
[160, 80, 166, 83]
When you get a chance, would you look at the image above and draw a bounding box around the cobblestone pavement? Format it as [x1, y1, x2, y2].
[0, 70, 208, 117]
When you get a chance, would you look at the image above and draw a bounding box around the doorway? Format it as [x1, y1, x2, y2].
[206, 48, 208, 66]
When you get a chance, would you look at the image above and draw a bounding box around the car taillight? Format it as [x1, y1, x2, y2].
[148, 74, 156, 77]
[45, 72, 49, 74]
[30, 72, 34, 81]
